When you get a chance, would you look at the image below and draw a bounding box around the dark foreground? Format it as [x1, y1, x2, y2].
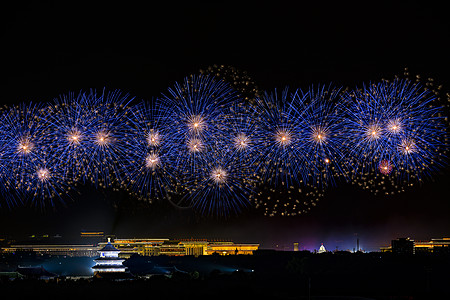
[1, 251, 450, 299]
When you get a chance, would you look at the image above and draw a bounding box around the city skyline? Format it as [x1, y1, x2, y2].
[0, 3, 449, 254]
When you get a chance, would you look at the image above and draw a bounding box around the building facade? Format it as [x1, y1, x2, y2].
[380, 237, 450, 254]
[99, 239, 259, 258]
[2, 238, 259, 258]
[1, 244, 99, 257]
[92, 240, 127, 273]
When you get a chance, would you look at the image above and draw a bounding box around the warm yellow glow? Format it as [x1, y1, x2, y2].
[311, 126, 328, 144]
[67, 129, 82, 145]
[17, 137, 33, 155]
[187, 138, 203, 153]
[95, 131, 111, 147]
[398, 138, 416, 155]
[187, 115, 206, 133]
[366, 124, 381, 141]
[275, 129, 292, 146]
[387, 119, 402, 134]
[147, 130, 160, 147]
[211, 167, 227, 184]
[234, 133, 250, 150]
[37, 168, 50, 182]
[145, 153, 160, 170]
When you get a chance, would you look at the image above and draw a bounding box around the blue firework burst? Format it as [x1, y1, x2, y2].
[122, 100, 179, 203]
[0, 102, 74, 207]
[252, 88, 311, 186]
[0, 103, 48, 190]
[44, 90, 99, 184]
[186, 146, 255, 217]
[343, 78, 448, 194]
[81, 89, 134, 188]
[288, 84, 347, 188]
[158, 74, 239, 190]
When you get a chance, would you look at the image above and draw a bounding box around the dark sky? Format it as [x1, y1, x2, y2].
[0, 2, 449, 251]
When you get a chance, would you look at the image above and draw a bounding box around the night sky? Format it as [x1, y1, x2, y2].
[0, 2, 449, 251]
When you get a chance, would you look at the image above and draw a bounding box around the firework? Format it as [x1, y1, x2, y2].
[199, 64, 261, 104]
[122, 100, 178, 203]
[250, 184, 324, 217]
[252, 88, 330, 187]
[289, 85, 348, 188]
[0, 103, 49, 190]
[25, 159, 75, 208]
[343, 78, 448, 195]
[158, 74, 238, 193]
[0, 70, 447, 216]
[247, 86, 346, 216]
[44, 91, 98, 184]
[187, 147, 255, 217]
[0, 102, 75, 207]
[80, 89, 134, 188]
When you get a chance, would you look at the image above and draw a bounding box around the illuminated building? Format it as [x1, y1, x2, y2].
[80, 231, 104, 238]
[380, 237, 450, 254]
[99, 238, 169, 258]
[92, 238, 127, 273]
[80, 231, 105, 245]
[205, 242, 259, 255]
[2, 237, 259, 258]
[293, 242, 299, 251]
[318, 243, 327, 253]
[413, 237, 450, 253]
[99, 239, 259, 258]
[1, 244, 98, 257]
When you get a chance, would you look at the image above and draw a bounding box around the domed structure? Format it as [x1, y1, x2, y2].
[318, 243, 327, 253]
[92, 238, 127, 274]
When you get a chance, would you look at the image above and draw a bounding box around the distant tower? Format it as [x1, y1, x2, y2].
[356, 237, 360, 252]
[92, 238, 127, 274]
[318, 243, 326, 253]
[293, 242, 299, 252]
